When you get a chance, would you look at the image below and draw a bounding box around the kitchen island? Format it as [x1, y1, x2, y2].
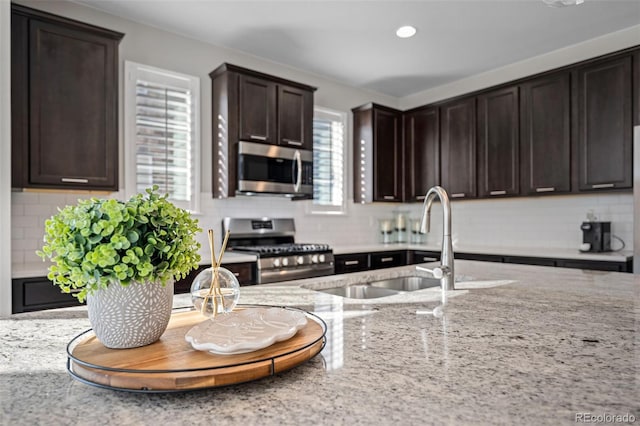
[1, 260, 638, 425]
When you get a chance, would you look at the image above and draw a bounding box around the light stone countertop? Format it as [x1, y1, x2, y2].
[1, 260, 638, 425]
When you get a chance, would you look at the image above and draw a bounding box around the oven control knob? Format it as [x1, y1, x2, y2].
[319, 254, 326, 263]
[282, 257, 289, 267]
[311, 254, 318, 264]
[297, 256, 304, 265]
[272, 258, 281, 268]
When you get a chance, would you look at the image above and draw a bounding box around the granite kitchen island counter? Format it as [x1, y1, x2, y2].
[1, 260, 638, 425]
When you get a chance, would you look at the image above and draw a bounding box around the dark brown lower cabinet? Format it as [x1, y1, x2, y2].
[174, 262, 257, 294]
[334, 253, 370, 274]
[408, 250, 440, 264]
[370, 251, 407, 269]
[12, 277, 82, 313]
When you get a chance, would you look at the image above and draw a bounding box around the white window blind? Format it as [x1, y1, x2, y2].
[125, 62, 200, 212]
[312, 108, 346, 214]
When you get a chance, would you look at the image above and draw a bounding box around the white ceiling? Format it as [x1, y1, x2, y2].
[75, 0, 640, 98]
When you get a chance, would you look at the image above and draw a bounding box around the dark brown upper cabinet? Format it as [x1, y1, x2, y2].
[353, 103, 403, 203]
[477, 86, 520, 198]
[238, 75, 277, 144]
[278, 85, 314, 150]
[520, 72, 571, 195]
[11, 4, 123, 191]
[404, 106, 439, 202]
[573, 54, 633, 191]
[440, 97, 477, 199]
[210, 64, 316, 198]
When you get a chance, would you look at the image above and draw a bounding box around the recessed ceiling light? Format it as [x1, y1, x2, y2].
[396, 26, 417, 39]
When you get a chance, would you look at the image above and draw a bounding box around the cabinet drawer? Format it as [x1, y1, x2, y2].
[409, 250, 441, 264]
[555, 259, 624, 272]
[12, 277, 82, 313]
[224, 262, 256, 286]
[370, 251, 407, 269]
[503, 256, 556, 267]
[335, 254, 369, 274]
[174, 263, 257, 294]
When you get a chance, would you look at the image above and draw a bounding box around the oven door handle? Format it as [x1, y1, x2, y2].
[293, 150, 302, 193]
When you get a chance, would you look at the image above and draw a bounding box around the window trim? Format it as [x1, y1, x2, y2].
[124, 61, 201, 213]
[307, 106, 348, 216]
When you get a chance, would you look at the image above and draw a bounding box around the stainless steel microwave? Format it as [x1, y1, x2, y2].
[237, 141, 313, 197]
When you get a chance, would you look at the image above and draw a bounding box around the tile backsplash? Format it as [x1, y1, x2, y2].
[11, 191, 633, 266]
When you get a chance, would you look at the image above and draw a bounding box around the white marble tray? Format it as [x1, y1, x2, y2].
[185, 307, 308, 355]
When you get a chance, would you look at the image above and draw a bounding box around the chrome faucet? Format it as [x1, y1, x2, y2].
[418, 186, 454, 291]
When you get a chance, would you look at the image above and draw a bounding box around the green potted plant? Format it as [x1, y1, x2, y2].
[38, 186, 201, 349]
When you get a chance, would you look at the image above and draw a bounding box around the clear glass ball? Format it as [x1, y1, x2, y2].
[190, 266, 240, 318]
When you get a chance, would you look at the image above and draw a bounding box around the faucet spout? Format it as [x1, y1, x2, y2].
[419, 186, 454, 291]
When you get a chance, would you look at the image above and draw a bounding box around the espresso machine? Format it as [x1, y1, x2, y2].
[579, 221, 612, 253]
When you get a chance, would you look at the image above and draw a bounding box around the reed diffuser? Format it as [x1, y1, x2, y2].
[190, 230, 240, 318]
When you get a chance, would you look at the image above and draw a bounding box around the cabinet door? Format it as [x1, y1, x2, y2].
[27, 20, 118, 190]
[440, 97, 477, 199]
[373, 108, 402, 202]
[334, 253, 369, 274]
[278, 85, 313, 150]
[370, 251, 407, 269]
[520, 72, 571, 195]
[238, 75, 277, 144]
[404, 107, 439, 202]
[574, 55, 632, 190]
[477, 86, 519, 198]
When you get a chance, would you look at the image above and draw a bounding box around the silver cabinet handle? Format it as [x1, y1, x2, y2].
[383, 195, 395, 200]
[380, 257, 394, 262]
[293, 150, 302, 193]
[423, 257, 437, 262]
[283, 139, 303, 146]
[250, 135, 267, 141]
[451, 193, 465, 198]
[233, 272, 240, 277]
[536, 187, 556, 193]
[61, 178, 89, 183]
[490, 190, 506, 196]
[592, 183, 615, 189]
[416, 195, 425, 200]
[344, 260, 360, 266]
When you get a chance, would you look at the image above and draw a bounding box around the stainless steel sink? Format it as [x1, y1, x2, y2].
[316, 284, 400, 299]
[314, 276, 441, 299]
[369, 276, 441, 292]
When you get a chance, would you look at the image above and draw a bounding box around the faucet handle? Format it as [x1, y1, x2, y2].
[416, 265, 450, 279]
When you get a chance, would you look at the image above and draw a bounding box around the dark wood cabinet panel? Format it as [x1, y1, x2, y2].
[278, 85, 313, 149]
[370, 251, 407, 269]
[11, 5, 122, 191]
[404, 107, 439, 202]
[573, 55, 633, 191]
[440, 97, 477, 199]
[374, 108, 403, 202]
[408, 250, 440, 264]
[520, 72, 571, 195]
[174, 262, 257, 294]
[12, 277, 82, 313]
[556, 259, 627, 272]
[238, 75, 277, 144]
[334, 253, 370, 274]
[352, 103, 402, 203]
[477, 86, 519, 198]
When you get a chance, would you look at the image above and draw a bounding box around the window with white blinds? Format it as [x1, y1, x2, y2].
[124, 61, 200, 212]
[311, 107, 346, 214]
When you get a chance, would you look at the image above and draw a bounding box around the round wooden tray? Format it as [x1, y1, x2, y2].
[66, 305, 326, 392]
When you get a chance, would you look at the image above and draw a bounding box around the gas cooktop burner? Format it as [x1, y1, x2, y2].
[232, 243, 331, 255]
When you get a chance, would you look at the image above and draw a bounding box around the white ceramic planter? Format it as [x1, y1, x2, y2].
[86, 279, 174, 349]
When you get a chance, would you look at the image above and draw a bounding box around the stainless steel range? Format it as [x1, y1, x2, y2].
[223, 218, 335, 284]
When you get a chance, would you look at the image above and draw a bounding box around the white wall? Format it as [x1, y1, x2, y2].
[399, 24, 640, 110]
[1, 0, 13, 317]
[7, 1, 637, 289]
